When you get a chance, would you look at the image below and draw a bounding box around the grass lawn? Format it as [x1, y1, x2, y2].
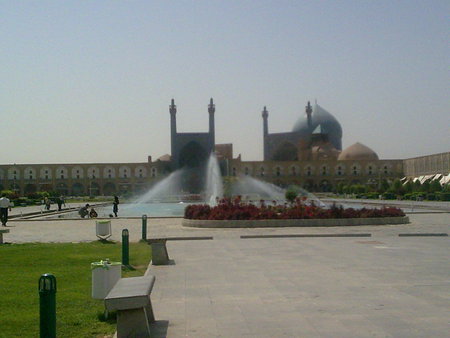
[0, 241, 151, 337]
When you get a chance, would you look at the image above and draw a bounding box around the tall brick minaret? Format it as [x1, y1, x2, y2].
[262, 106, 269, 160]
[169, 98, 177, 160]
[208, 98, 215, 150]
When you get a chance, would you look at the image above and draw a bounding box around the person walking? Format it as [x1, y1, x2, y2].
[113, 195, 119, 217]
[44, 196, 51, 210]
[0, 194, 13, 226]
[56, 196, 65, 211]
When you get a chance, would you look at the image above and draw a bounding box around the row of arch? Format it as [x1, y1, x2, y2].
[273, 178, 377, 192]
[231, 163, 391, 177]
[0, 182, 148, 196]
[0, 165, 158, 180]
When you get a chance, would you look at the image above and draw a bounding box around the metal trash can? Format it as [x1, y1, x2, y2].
[91, 259, 121, 299]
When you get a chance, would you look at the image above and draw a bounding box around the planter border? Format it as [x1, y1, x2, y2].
[182, 216, 409, 228]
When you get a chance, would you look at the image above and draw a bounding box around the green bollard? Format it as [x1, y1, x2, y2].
[141, 214, 147, 241]
[39, 273, 57, 338]
[122, 229, 129, 266]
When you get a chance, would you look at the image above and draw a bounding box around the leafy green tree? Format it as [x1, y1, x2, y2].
[404, 181, 413, 194]
[336, 182, 345, 194]
[1, 190, 19, 200]
[380, 179, 390, 192]
[351, 184, 367, 194]
[430, 180, 442, 193]
[421, 181, 431, 193]
[285, 190, 297, 203]
[390, 179, 404, 196]
[413, 180, 422, 192]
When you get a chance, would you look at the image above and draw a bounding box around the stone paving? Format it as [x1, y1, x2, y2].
[2, 207, 450, 337]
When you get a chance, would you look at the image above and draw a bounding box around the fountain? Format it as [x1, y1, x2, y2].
[130, 154, 324, 209]
[231, 175, 285, 201]
[132, 169, 185, 204]
[204, 153, 224, 205]
[229, 175, 326, 206]
[284, 185, 326, 207]
[131, 153, 223, 205]
[121, 152, 325, 216]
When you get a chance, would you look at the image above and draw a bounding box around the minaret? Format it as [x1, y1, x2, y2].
[305, 101, 312, 127]
[262, 106, 269, 160]
[169, 98, 177, 159]
[208, 98, 215, 150]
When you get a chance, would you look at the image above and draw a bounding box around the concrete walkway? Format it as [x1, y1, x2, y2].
[2, 210, 450, 337]
[150, 227, 449, 337]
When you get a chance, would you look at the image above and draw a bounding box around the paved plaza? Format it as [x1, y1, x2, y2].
[3, 207, 450, 337]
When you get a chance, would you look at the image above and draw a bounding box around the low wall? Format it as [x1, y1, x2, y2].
[182, 216, 409, 228]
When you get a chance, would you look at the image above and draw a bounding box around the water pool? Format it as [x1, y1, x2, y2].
[49, 202, 193, 218]
[44, 200, 435, 220]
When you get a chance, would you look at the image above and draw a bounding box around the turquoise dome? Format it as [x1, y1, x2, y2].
[292, 103, 343, 150]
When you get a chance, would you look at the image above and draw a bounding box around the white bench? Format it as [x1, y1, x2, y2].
[0, 228, 9, 244]
[104, 275, 156, 337]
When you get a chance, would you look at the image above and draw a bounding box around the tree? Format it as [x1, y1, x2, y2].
[285, 190, 297, 204]
[413, 180, 422, 192]
[421, 181, 431, 193]
[430, 180, 442, 193]
[380, 179, 390, 192]
[336, 182, 345, 194]
[390, 179, 404, 196]
[404, 181, 413, 194]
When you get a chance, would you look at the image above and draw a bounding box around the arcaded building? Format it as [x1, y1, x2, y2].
[0, 99, 447, 195]
[0, 160, 170, 197]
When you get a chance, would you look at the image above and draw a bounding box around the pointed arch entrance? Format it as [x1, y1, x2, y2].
[178, 141, 209, 193]
[178, 141, 208, 168]
[272, 142, 298, 161]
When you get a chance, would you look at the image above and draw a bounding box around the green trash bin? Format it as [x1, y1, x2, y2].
[91, 259, 121, 299]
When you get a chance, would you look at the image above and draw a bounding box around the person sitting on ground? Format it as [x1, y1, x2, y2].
[78, 204, 90, 218]
[89, 207, 98, 218]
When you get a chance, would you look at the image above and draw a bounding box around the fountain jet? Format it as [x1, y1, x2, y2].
[204, 153, 223, 205]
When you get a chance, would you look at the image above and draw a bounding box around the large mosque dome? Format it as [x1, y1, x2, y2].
[338, 142, 379, 161]
[292, 103, 343, 150]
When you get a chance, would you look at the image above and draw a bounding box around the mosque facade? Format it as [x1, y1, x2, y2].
[227, 102, 403, 192]
[0, 99, 447, 196]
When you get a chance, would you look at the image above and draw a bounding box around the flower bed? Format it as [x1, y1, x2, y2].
[184, 197, 405, 221]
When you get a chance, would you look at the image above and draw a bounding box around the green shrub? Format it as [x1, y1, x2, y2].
[437, 192, 450, 201]
[364, 192, 379, 199]
[285, 190, 297, 203]
[1, 190, 19, 200]
[382, 192, 396, 200]
[426, 193, 436, 201]
[14, 197, 31, 206]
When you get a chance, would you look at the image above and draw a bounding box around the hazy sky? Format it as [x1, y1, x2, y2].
[1, 1, 449, 164]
